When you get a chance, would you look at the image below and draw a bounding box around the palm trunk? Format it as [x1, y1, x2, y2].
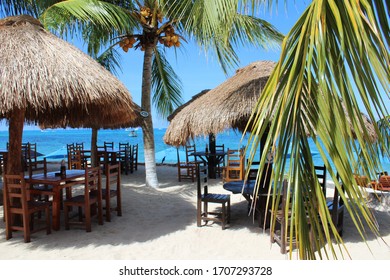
[141, 45, 159, 188]
[7, 107, 25, 175]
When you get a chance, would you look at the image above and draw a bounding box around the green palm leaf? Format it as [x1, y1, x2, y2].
[152, 47, 183, 118]
[247, 0, 389, 259]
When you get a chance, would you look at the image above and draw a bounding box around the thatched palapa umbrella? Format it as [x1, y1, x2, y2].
[164, 60, 377, 146]
[164, 60, 277, 147]
[0, 15, 142, 174]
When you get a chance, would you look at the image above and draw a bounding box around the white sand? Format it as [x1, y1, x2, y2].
[0, 164, 389, 260]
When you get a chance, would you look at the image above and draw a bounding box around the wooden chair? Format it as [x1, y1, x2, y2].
[185, 144, 202, 165]
[27, 143, 38, 169]
[315, 165, 327, 197]
[177, 147, 196, 182]
[64, 166, 103, 232]
[130, 144, 138, 172]
[222, 148, 245, 182]
[118, 142, 131, 175]
[378, 175, 390, 191]
[102, 163, 122, 222]
[327, 182, 345, 236]
[75, 142, 84, 150]
[3, 173, 51, 242]
[215, 144, 225, 177]
[104, 141, 114, 150]
[68, 148, 82, 170]
[270, 179, 298, 254]
[196, 164, 230, 229]
[27, 158, 54, 203]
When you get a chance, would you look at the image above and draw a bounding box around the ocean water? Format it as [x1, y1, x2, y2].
[0, 128, 389, 173]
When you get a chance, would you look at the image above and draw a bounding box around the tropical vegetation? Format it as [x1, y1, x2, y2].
[245, 0, 389, 259]
[0, 0, 283, 188]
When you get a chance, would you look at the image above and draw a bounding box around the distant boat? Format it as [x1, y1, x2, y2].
[129, 129, 137, 137]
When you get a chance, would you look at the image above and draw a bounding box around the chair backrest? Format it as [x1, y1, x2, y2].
[132, 144, 138, 161]
[84, 166, 101, 203]
[185, 144, 197, 163]
[379, 175, 390, 191]
[105, 163, 121, 192]
[68, 149, 82, 170]
[215, 144, 225, 152]
[226, 148, 244, 166]
[118, 143, 130, 162]
[104, 141, 114, 150]
[223, 148, 245, 181]
[314, 165, 327, 196]
[119, 142, 130, 150]
[196, 164, 209, 199]
[28, 158, 47, 177]
[75, 142, 84, 150]
[3, 173, 29, 213]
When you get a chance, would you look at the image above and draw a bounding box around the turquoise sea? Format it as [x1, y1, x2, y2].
[0, 128, 389, 173]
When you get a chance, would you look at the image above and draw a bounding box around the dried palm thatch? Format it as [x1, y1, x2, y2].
[0, 15, 142, 174]
[0, 15, 142, 129]
[164, 60, 377, 147]
[164, 61, 276, 146]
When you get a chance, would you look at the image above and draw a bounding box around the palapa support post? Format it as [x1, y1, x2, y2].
[7, 107, 25, 175]
[208, 133, 217, 179]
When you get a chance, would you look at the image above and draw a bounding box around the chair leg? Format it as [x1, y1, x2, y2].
[85, 204, 91, 232]
[117, 192, 122, 217]
[105, 196, 111, 222]
[97, 198, 103, 226]
[64, 204, 70, 230]
[23, 212, 31, 243]
[197, 199, 202, 227]
[222, 203, 226, 230]
[227, 200, 231, 224]
[45, 207, 51, 235]
[5, 211, 13, 240]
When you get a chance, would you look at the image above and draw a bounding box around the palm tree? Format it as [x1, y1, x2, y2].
[1, 0, 283, 188]
[245, 0, 389, 259]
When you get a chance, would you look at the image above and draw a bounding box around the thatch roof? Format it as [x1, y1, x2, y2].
[0, 15, 142, 129]
[164, 60, 378, 147]
[164, 61, 276, 146]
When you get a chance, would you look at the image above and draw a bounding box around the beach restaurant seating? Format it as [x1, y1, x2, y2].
[64, 166, 103, 232]
[196, 164, 230, 230]
[118, 142, 131, 175]
[222, 148, 245, 182]
[327, 179, 345, 237]
[176, 147, 196, 182]
[27, 158, 55, 203]
[3, 173, 51, 242]
[315, 165, 327, 197]
[378, 175, 390, 191]
[102, 163, 122, 222]
[104, 141, 114, 150]
[131, 144, 138, 172]
[215, 144, 225, 177]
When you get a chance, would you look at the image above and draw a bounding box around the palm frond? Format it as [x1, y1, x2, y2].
[42, 0, 137, 34]
[95, 47, 123, 76]
[152, 47, 183, 118]
[247, 0, 389, 259]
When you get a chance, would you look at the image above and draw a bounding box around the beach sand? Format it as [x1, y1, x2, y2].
[0, 164, 389, 260]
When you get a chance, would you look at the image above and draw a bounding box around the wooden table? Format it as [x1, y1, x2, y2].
[192, 151, 226, 179]
[25, 169, 86, 230]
